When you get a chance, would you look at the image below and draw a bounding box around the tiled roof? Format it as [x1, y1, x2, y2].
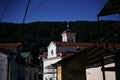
[62, 28, 75, 34]
[39, 52, 47, 59]
[54, 41, 92, 47]
[0, 43, 22, 49]
[53, 41, 120, 48]
[39, 54, 47, 58]
[62, 52, 75, 57]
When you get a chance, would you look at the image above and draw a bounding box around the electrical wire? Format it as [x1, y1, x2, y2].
[0, 0, 11, 22]
[23, 0, 31, 23]
[26, 0, 47, 19]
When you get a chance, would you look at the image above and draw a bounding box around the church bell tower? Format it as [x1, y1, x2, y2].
[61, 22, 76, 42]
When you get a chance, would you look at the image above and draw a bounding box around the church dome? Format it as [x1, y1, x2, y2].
[62, 22, 75, 34]
[62, 28, 74, 33]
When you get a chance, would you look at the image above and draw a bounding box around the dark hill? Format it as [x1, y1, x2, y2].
[0, 21, 120, 46]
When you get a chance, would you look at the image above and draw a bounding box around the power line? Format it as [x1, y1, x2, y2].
[27, 0, 47, 19]
[0, 0, 11, 22]
[22, 0, 31, 23]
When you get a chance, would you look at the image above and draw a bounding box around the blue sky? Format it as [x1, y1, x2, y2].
[0, 0, 119, 23]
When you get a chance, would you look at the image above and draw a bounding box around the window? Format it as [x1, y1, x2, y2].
[70, 39, 73, 42]
[68, 39, 70, 42]
[51, 49, 54, 56]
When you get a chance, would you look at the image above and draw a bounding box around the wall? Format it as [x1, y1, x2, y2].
[86, 63, 116, 80]
[25, 67, 38, 80]
[60, 53, 87, 80]
[57, 46, 76, 53]
[43, 57, 61, 80]
[57, 64, 62, 80]
[0, 52, 8, 80]
[47, 42, 57, 58]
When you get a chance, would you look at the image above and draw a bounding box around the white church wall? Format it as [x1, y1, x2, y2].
[47, 42, 57, 58]
[86, 63, 116, 80]
[43, 28, 77, 80]
[57, 46, 76, 53]
[43, 57, 61, 72]
[62, 33, 67, 42]
[66, 33, 76, 42]
[43, 57, 61, 80]
[43, 73, 56, 80]
[62, 33, 76, 42]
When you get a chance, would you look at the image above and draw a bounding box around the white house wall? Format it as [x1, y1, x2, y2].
[0, 52, 8, 80]
[86, 63, 116, 80]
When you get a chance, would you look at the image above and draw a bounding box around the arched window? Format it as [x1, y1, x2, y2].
[51, 49, 54, 56]
[49, 78, 52, 80]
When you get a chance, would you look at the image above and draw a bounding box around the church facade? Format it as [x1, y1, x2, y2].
[40, 24, 92, 80]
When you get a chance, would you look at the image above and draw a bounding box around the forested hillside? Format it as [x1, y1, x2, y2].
[0, 21, 120, 46]
[1, 20, 119, 65]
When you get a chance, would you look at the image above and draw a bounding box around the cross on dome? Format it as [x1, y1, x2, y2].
[61, 21, 76, 42]
[67, 21, 69, 28]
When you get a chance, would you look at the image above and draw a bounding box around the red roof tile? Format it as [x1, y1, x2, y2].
[54, 41, 92, 47]
[0, 43, 22, 49]
[54, 41, 120, 48]
[62, 52, 75, 57]
[97, 43, 120, 48]
[39, 52, 47, 59]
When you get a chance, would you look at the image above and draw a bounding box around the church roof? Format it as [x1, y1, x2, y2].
[62, 28, 75, 34]
[54, 41, 92, 47]
[53, 41, 120, 48]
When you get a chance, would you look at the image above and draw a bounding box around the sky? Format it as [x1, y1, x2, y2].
[0, 0, 119, 23]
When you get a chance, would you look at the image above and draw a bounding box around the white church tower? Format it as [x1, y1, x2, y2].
[61, 22, 76, 42]
[41, 22, 79, 80]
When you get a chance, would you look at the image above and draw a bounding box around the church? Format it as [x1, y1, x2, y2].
[40, 23, 92, 80]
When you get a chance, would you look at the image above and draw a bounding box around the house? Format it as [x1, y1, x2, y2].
[0, 43, 22, 53]
[0, 43, 22, 80]
[86, 43, 120, 80]
[53, 47, 91, 80]
[39, 23, 93, 80]
[86, 0, 120, 80]
[21, 52, 39, 80]
[0, 49, 9, 80]
[53, 42, 120, 80]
